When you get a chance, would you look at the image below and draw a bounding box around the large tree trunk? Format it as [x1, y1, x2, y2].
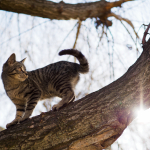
[0, 0, 134, 21]
[0, 26, 150, 150]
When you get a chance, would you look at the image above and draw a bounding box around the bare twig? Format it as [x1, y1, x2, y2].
[108, 13, 139, 39]
[73, 20, 81, 62]
[96, 24, 104, 51]
[120, 21, 137, 47]
[108, 14, 139, 52]
[142, 23, 150, 45]
[17, 14, 22, 57]
[1, 13, 13, 36]
[0, 20, 50, 46]
[73, 20, 81, 49]
[56, 21, 78, 52]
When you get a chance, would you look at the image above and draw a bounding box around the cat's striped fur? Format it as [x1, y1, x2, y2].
[1, 49, 89, 128]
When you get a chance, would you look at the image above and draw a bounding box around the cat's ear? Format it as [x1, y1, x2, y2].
[7, 53, 16, 65]
[21, 58, 26, 64]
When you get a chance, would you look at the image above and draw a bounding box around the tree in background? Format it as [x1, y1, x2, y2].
[0, 0, 150, 149]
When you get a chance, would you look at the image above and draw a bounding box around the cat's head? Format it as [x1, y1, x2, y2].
[2, 53, 28, 82]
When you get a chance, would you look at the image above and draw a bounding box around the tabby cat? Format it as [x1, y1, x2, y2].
[1, 49, 89, 128]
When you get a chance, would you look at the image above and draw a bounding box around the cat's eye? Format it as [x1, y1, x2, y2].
[17, 68, 22, 71]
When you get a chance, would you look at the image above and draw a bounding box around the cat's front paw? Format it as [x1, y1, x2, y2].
[6, 120, 18, 128]
[20, 117, 29, 123]
[52, 104, 62, 111]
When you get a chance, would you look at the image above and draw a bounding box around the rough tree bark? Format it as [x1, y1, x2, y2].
[0, 0, 135, 26]
[0, 24, 150, 150]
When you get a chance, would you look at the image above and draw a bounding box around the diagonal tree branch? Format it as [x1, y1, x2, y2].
[0, 0, 135, 21]
[0, 24, 150, 150]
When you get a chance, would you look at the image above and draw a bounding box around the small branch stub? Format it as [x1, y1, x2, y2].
[142, 23, 150, 45]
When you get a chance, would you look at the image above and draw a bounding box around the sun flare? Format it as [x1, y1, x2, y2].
[135, 108, 150, 123]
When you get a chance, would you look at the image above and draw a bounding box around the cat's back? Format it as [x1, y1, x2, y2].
[28, 61, 79, 80]
[27, 61, 79, 97]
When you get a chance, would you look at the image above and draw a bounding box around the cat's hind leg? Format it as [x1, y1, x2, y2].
[52, 88, 75, 111]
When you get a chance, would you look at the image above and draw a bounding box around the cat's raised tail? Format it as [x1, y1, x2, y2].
[59, 49, 89, 73]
